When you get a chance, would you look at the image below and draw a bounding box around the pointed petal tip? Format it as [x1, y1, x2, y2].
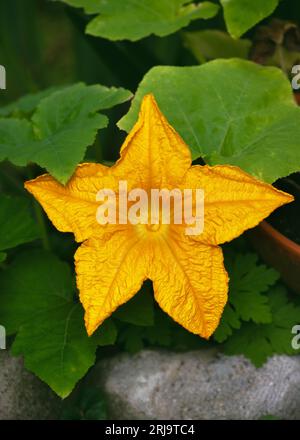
[142, 93, 156, 103]
[85, 311, 101, 337]
[199, 323, 218, 340]
[276, 188, 294, 206]
[140, 93, 159, 114]
[24, 173, 50, 189]
[86, 328, 94, 337]
[138, 93, 171, 126]
[24, 176, 46, 196]
[24, 179, 34, 193]
[85, 320, 96, 337]
[285, 192, 294, 203]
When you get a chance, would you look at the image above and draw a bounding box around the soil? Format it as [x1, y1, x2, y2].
[268, 172, 300, 245]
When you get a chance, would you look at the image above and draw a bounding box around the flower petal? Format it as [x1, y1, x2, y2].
[75, 228, 149, 335]
[25, 163, 112, 242]
[182, 164, 293, 245]
[149, 232, 228, 338]
[114, 94, 191, 188]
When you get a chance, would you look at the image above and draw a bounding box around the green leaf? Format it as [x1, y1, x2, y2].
[0, 195, 39, 252]
[0, 252, 6, 263]
[220, 0, 279, 39]
[93, 318, 118, 346]
[0, 119, 35, 167]
[223, 285, 300, 366]
[30, 84, 109, 183]
[0, 86, 67, 117]
[214, 252, 279, 343]
[214, 303, 240, 343]
[0, 83, 132, 183]
[61, 387, 107, 420]
[119, 59, 300, 183]
[227, 253, 279, 323]
[0, 250, 100, 398]
[118, 326, 145, 353]
[143, 309, 173, 347]
[61, 0, 219, 41]
[114, 283, 154, 326]
[117, 306, 171, 353]
[12, 303, 97, 398]
[0, 250, 73, 334]
[183, 30, 251, 63]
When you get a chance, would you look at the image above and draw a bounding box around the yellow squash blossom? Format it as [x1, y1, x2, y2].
[25, 95, 293, 339]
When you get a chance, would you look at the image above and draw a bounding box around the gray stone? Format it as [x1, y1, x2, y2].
[88, 349, 300, 420]
[0, 350, 61, 420]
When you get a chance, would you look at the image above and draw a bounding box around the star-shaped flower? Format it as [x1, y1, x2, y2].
[25, 95, 293, 339]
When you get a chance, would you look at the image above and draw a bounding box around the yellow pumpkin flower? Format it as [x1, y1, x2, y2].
[25, 94, 293, 339]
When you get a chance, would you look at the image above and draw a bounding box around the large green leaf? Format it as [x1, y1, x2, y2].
[0, 119, 35, 167]
[220, 0, 279, 39]
[12, 303, 97, 398]
[0, 83, 132, 183]
[0, 250, 101, 398]
[0, 86, 67, 117]
[60, 0, 219, 41]
[119, 59, 300, 183]
[0, 251, 73, 334]
[0, 195, 39, 252]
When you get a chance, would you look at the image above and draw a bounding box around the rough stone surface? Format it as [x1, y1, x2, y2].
[0, 350, 61, 420]
[88, 349, 300, 420]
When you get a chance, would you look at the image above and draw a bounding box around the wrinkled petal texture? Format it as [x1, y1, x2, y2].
[114, 94, 191, 188]
[25, 163, 110, 242]
[181, 164, 293, 245]
[75, 228, 149, 336]
[149, 232, 229, 338]
[25, 94, 294, 339]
